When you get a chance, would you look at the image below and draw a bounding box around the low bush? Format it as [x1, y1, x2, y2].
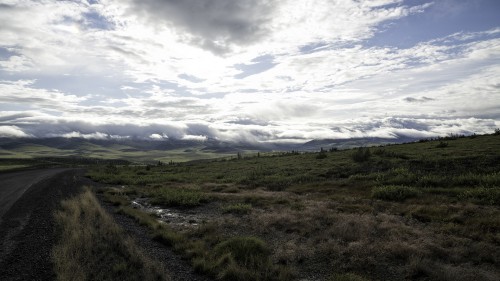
[351, 147, 371, 162]
[52, 189, 168, 281]
[316, 151, 328, 159]
[372, 185, 421, 201]
[193, 236, 291, 281]
[149, 187, 206, 207]
[222, 203, 252, 215]
[436, 141, 448, 148]
[458, 187, 500, 205]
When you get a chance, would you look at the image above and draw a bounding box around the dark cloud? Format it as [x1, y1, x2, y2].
[403, 96, 435, 103]
[226, 118, 269, 126]
[0, 112, 34, 123]
[126, 0, 277, 53]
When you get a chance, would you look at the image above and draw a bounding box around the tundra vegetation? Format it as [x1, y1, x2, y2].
[84, 133, 500, 280]
[52, 189, 169, 281]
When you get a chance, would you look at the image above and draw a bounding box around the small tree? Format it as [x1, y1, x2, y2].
[436, 141, 448, 148]
[351, 147, 371, 162]
[316, 150, 327, 159]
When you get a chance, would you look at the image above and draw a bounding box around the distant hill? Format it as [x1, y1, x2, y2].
[0, 136, 421, 162]
[299, 136, 420, 151]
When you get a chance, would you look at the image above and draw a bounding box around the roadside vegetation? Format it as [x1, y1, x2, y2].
[52, 188, 169, 281]
[87, 133, 500, 280]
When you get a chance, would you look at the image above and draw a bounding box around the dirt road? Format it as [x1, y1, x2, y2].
[0, 169, 89, 281]
[0, 168, 210, 281]
[0, 169, 69, 224]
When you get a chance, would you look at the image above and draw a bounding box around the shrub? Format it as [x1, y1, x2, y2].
[53, 189, 168, 281]
[150, 187, 206, 207]
[192, 236, 293, 281]
[436, 141, 448, 148]
[351, 147, 371, 162]
[222, 203, 252, 215]
[316, 151, 328, 159]
[458, 187, 500, 205]
[372, 185, 421, 201]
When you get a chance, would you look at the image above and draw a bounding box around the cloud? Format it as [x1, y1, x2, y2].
[0, 79, 87, 111]
[0, 125, 32, 138]
[403, 96, 435, 103]
[61, 131, 110, 140]
[0, 1, 498, 144]
[122, 0, 277, 54]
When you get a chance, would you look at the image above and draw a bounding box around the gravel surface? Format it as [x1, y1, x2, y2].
[0, 168, 69, 225]
[0, 169, 88, 281]
[98, 197, 213, 281]
[0, 168, 212, 281]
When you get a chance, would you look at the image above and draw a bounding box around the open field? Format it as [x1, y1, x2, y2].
[86, 133, 500, 280]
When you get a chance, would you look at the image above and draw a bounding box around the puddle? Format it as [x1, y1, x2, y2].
[131, 198, 209, 229]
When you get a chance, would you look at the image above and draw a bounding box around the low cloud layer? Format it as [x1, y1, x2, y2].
[0, 1, 499, 143]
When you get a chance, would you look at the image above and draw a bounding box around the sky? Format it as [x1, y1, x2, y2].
[0, 0, 499, 143]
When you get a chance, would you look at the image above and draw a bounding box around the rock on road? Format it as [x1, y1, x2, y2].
[0, 169, 89, 281]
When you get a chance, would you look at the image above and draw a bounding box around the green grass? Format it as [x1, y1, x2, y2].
[458, 187, 500, 205]
[110, 199, 291, 281]
[88, 133, 500, 280]
[372, 185, 421, 201]
[222, 203, 252, 215]
[193, 236, 291, 281]
[0, 164, 30, 171]
[149, 187, 207, 207]
[52, 189, 169, 281]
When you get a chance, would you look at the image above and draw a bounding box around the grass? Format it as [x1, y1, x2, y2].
[0, 164, 30, 171]
[458, 187, 500, 205]
[149, 187, 207, 207]
[52, 188, 169, 281]
[222, 203, 252, 215]
[88, 133, 500, 280]
[193, 236, 291, 281]
[372, 185, 421, 201]
[110, 201, 291, 281]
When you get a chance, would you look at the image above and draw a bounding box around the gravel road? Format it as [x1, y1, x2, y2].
[0, 168, 213, 281]
[0, 169, 69, 225]
[0, 169, 88, 281]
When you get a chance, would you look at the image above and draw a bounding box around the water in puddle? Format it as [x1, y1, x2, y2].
[131, 198, 202, 228]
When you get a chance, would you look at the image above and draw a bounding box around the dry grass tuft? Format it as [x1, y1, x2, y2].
[52, 188, 169, 281]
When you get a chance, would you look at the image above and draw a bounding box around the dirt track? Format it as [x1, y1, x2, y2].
[0, 169, 70, 225]
[0, 169, 211, 281]
[0, 169, 88, 281]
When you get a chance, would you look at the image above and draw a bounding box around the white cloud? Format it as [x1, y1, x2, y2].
[181, 135, 208, 141]
[0, 79, 87, 111]
[61, 131, 109, 140]
[0, 1, 498, 143]
[0, 125, 31, 138]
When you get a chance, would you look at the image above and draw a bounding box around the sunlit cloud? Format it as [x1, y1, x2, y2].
[0, 0, 499, 143]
